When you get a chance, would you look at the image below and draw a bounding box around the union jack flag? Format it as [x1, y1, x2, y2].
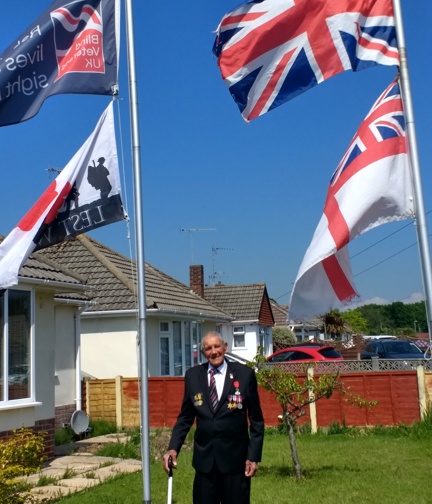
[213, 0, 399, 121]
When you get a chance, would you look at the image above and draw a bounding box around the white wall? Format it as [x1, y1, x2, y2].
[81, 315, 221, 378]
[81, 315, 138, 379]
[34, 292, 56, 421]
[54, 304, 79, 407]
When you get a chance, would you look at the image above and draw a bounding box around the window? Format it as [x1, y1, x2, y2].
[159, 322, 169, 332]
[160, 337, 170, 376]
[159, 321, 202, 375]
[318, 348, 343, 359]
[0, 289, 33, 404]
[268, 351, 293, 363]
[173, 322, 182, 377]
[233, 326, 245, 348]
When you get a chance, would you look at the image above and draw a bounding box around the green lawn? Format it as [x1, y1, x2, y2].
[53, 427, 432, 503]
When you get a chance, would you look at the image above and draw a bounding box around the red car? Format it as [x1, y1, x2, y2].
[267, 345, 344, 363]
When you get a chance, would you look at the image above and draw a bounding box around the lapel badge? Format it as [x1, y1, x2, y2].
[194, 393, 203, 406]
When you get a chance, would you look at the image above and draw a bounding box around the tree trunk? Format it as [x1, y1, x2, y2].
[284, 414, 303, 479]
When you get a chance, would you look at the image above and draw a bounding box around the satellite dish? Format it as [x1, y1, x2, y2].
[70, 410, 90, 435]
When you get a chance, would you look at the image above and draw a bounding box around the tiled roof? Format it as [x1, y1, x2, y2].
[204, 284, 267, 321]
[39, 235, 230, 319]
[19, 253, 86, 287]
[270, 301, 289, 326]
[0, 234, 85, 291]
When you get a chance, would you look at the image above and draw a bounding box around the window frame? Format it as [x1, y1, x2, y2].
[232, 326, 246, 349]
[0, 287, 36, 408]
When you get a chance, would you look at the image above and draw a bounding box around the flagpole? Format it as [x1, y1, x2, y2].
[393, 0, 432, 345]
[124, 0, 152, 502]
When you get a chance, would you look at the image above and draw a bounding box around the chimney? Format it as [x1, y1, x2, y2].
[190, 265, 204, 298]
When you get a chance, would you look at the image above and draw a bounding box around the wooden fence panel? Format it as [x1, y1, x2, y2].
[148, 378, 184, 427]
[122, 378, 141, 428]
[87, 379, 117, 424]
[82, 371, 423, 429]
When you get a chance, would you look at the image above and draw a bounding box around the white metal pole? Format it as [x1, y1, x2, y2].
[393, 0, 432, 345]
[124, 0, 152, 502]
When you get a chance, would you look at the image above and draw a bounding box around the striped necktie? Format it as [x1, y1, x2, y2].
[209, 368, 219, 411]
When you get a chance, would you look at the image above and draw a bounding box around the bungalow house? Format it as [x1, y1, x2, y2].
[0, 249, 87, 457]
[40, 234, 232, 379]
[189, 266, 274, 360]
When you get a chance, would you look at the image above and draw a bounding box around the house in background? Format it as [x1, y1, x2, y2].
[288, 319, 323, 342]
[41, 234, 231, 379]
[270, 301, 289, 327]
[0, 248, 87, 457]
[189, 266, 274, 360]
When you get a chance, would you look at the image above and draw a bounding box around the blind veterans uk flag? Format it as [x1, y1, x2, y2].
[0, 0, 118, 126]
[289, 80, 414, 319]
[213, 0, 399, 121]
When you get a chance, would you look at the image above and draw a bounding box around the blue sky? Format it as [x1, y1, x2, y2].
[0, 1, 431, 309]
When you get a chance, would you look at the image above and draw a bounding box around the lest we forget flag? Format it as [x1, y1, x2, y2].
[0, 101, 125, 289]
[0, 0, 118, 126]
[289, 80, 414, 319]
[213, 0, 399, 121]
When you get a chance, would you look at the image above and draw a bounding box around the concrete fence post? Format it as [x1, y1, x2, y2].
[417, 365, 427, 420]
[307, 366, 317, 433]
[85, 378, 91, 417]
[371, 356, 379, 371]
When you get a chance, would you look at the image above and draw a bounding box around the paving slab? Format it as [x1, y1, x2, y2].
[22, 435, 142, 502]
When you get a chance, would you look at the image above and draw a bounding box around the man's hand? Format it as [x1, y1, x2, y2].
[245, 460, 258, 478]
[163, 450, 178, 474]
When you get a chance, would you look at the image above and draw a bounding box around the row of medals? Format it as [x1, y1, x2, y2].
[228, 389, 242, 409]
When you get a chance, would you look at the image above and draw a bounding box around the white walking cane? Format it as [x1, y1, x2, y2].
[167, 455, 173, 504]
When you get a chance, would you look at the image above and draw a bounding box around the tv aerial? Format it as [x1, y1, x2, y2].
[46, 165, 62, 178]
[180, 227, 216, 263]
[210, 246, 233, 285]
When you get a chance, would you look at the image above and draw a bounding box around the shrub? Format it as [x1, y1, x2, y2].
[0, 427, 46, 503]
[272, 327, 296, 347]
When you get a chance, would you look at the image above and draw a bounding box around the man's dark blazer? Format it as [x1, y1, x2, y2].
[168, 360, 264, 474]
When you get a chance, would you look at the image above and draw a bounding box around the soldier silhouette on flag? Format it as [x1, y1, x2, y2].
[87, 157, 112, 200]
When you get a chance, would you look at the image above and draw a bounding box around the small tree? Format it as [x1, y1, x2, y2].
[251, 353, 375, 479]
[320, 310, 351, 339]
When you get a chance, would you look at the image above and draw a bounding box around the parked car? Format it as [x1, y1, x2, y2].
[8, 364, 30, 385]
[225, 352, 249, 365]
[266, 345, 343, 363]
[361, 339, 425, 360]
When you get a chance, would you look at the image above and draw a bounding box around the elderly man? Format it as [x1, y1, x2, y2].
[163, 331, 264, 504]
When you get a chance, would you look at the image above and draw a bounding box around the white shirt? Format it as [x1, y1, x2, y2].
[208, 360, 227, 400]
